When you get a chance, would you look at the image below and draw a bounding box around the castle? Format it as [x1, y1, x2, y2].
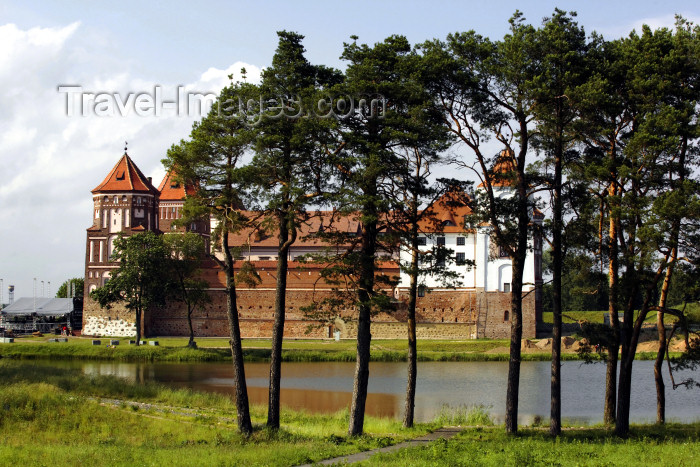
[82, 152, 542, 339]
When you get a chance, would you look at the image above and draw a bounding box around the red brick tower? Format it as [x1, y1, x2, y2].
[84, 151, 159, 297]
[157, 169, 210, 254]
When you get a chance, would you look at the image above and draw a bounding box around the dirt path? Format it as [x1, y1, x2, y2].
[296, 426, 463, 466]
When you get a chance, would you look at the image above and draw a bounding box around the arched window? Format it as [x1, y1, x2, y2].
[504, 310, 509, 322]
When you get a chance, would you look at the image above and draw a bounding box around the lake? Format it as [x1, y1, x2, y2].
[69, 359, 699, 424]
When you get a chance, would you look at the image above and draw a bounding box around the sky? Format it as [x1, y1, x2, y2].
[1, 0, 699, 301]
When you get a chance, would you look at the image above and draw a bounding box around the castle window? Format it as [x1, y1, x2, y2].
[457, 236, 466, 246]
[456, 252, 466, 265]
[504, 310, 509, 321]
[417, 236, 426, 246]
[499, 246, 509, 258]
[116, 170, 125, 181]
[103, 196, 108, 202]
[503, 283, 511, 293]
[122, 196, 127, 203]
[418, 286, 426, 297]
[137, 197, 142, 205]
[436, 236, 445, 246]
[114, 196, 118, 204]
[190, 223, 197, 231]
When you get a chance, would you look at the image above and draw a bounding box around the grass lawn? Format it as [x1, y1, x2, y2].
[358, 424, 700, 466]
[542, 303, 700, 325]
[0, 360, 432, 466]
[0, 334, 684, 362]
[1, 360, 697, 466]
[0, 336, 515, 362]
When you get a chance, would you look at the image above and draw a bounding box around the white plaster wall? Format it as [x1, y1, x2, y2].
[398, 232, 477, 289]
[82, 315, 136, 337]
[110, 208, 122, 233]
[399, 226, 538, 293]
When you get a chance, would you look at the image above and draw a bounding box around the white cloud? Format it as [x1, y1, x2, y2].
[599, 13, 700, 39]
[0, 21, 261, 298]
[0, 22, 80, 75]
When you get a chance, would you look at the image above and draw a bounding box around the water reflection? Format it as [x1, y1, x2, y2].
[77, 360, 699, 424]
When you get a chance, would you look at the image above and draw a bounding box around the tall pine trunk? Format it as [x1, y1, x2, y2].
[654, 298, 668, 424]
[505, 164, 529, 434]
[654, 137, 685, 425]
[349, 200, 377, 436]
[604, 179, 619, 426]
[403, 222, 419, 428]
[267, 210, 293, 429]
[505, 254, 524, 434]
[550, 131, 563, 437]
[223, 226, 253, 435]
[655, 247, 679, 425]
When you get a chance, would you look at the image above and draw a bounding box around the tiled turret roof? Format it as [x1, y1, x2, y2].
[92, 153, 158, 194]
[157, 169, 197, 201]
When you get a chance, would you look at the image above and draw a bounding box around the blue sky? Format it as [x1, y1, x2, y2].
[1, 0, 699, 300]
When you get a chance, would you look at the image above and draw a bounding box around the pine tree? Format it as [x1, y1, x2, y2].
[164, 81, 257, 435]
[243, 31, 341, 429]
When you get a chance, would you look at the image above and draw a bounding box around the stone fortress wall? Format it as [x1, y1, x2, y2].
[83, 261, 537, 339]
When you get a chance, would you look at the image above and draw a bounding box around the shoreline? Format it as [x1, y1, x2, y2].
[0, 335, 685, 363]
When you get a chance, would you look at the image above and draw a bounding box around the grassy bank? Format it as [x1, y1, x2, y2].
[542, 303, 700, 325]
[0, 337, 511, 362]
[0, 360, 431, 466]
[0, 336, 682, 363]
[1, 360, 697, 466]
[359, 424, 700, 466]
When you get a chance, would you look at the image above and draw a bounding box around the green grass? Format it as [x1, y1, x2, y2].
[1, 360, 697, 466]
[0, 335, 683, 362]
[0, 336, 512, 363]
[358, 424, 700, 466]
[542, 304, 700, 325]
[0, 360, 431, 466]
[676, 301, 700, 323]
[433, 404, 494, 426]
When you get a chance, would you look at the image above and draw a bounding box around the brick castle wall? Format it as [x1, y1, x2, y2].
[84, 284, 536, 340]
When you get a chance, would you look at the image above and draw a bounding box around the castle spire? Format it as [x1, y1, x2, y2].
[92, 150, 158, 194]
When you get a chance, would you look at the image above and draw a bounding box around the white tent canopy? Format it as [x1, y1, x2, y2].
[1, 298, 74, 317]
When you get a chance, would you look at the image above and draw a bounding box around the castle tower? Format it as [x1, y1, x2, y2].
[84, 151, 159, 297]
[157, 169, 210, 254]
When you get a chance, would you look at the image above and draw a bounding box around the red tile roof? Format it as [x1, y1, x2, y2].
[92, 153, 159, 194]
[419, 189, 473, 233]
[227, 210, 361, 248]
[157, 169, 197, 201]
